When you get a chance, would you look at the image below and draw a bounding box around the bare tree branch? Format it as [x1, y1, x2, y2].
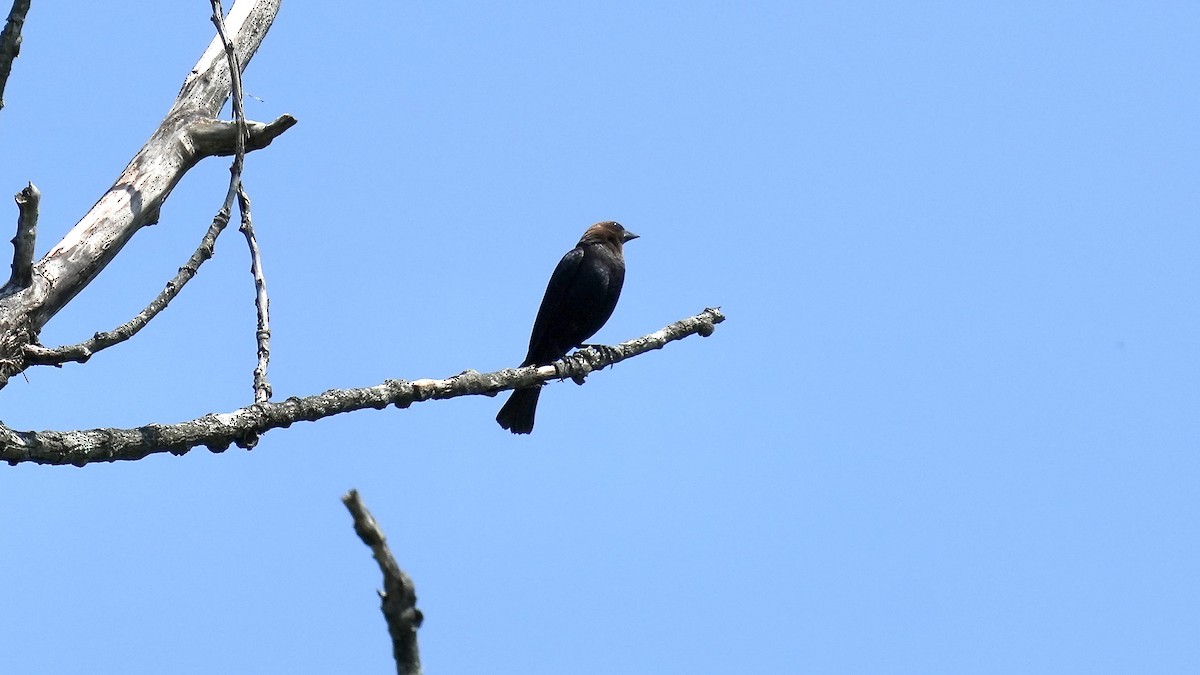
[0, 0, 288, 388]
[26, 209, 230, 367]
[0, 308, 725, 465]
[211, 0, 272, 403]
[342, 490, 423, 675]
[209, 0, 249, 203]
[0, 0, 30, 112]
[32, 0, 278, 325]
[2, 181, 38, 295]
[238, 187, 272, 402]
[20, 115, 296, 368]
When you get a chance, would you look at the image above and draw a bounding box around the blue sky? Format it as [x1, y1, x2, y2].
[1, 2, 1198, 673]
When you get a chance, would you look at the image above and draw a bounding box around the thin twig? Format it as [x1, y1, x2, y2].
[212, 0, 272, 403]
[238, 187, 271, 402]
[24, 208, 232, 366]
[0, 0, 31, 112]
[2, 181, 38, 295]
[342, 490, 423, 675]
[1, 308, 725, 465]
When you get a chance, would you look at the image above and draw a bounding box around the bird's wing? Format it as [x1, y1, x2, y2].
[523, 246, 585, 365]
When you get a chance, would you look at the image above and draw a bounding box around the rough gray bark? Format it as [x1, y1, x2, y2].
[343, 490, 423, 675]
[2, 182, 38, 295]
[0, 0, 30, 112]
[1, 308, 725, 466]
[0, 0, 289, 387]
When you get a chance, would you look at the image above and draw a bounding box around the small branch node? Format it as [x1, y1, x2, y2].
[2, 180, 39, 295]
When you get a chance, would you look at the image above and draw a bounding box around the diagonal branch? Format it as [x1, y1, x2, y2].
[342, 490, 423, 675]
[0, 0, 30, 113]
[21, 116, 296, 368]
[2, 181, 38, 295]
[25, 206, 234, 367]
[0, 308, 725, 466]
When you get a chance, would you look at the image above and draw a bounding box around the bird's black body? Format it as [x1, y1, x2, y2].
[497, 221, 638, 434]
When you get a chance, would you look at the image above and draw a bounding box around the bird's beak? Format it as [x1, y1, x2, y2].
[622, 230, 640, 243]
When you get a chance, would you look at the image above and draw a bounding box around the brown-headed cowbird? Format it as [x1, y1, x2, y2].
[496, 221, 638, 434]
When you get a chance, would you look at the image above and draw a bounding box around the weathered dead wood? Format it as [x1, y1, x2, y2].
[2, 182, 38, 295]
[0, 0, 289, 387]
[343, 490, 423, 675]
[0, 0, 30, 112]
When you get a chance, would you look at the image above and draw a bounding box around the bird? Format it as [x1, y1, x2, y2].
[496, 221, 638, 434]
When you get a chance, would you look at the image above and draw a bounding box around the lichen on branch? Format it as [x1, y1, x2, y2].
[1, 309, 725, 466]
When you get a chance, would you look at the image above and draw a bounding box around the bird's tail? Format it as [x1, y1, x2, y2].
[496, 386, 541, 434]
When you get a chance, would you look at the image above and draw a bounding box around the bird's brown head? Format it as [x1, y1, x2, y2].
[580, 221, 639, 249]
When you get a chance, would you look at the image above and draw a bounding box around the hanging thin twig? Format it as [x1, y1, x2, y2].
[237, 185, 271, 401]
[21, 116, 295, 367]
[211, 0, 273, 402]
[1, 308, 725, 465]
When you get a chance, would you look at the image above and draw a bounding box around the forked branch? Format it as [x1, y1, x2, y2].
[23, 116, 295, 368]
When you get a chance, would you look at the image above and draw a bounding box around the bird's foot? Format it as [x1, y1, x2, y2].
[562, 344, 620, 385]
[578, 343, 621, 367]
